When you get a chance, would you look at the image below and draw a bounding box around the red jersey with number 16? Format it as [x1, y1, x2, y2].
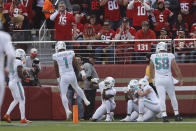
[54, 12, 75, 40]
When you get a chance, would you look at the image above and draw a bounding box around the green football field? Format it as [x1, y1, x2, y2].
[1, 118, 196, 131]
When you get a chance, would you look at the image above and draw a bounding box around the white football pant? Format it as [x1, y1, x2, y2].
[59, 72, 88, 114]
[0, 71, 5, 118]
[155, 75, 179, 116]
[92, 100, 116, 120]
[6, 80, 25, 119]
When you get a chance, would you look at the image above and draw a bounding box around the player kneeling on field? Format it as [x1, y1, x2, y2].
[3, 49, 32, 123]
[91, 77, 116, 122]
[136, 78, 161, 122]
[120, 79, 140, 122]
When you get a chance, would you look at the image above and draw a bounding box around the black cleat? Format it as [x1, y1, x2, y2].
[162, 116, 169, 122]
[175, 115, 183, 121]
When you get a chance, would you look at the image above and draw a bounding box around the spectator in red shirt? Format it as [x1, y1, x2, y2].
[100, 0, 122, 31]
[179, 0, 195, 25]
[95, 20, 115, 64]
[175, 29, 191, 63]
[172, 13, 189, 38]
[115, 17, 136, 64]
[127, 0, 151, 31]
[50, 1, 76, 48]
[86, 0, 104, 24]
[153, 0, 173, 37]
[85, 15, 101, 34]
[190, 22, 196, 37]
[72, 13, 84, 53]
[3, 0, 28, 29]
[158, 28, 170, 39]
[82, 24, 97, 57]
[135, 21, 156, 63]
[20, 0, 34, 27]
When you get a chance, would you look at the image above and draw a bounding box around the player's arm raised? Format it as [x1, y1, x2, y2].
[171, 59, 183, 86]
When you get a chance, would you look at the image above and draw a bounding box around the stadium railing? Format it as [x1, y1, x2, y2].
[12, 39, 196, 65]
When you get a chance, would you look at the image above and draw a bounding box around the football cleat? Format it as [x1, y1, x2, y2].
[162, 116, 169, 122]
[110, 112, 114, 121]
[66, 110, 72, 120]
[3, 114, 11, 123]
[105, 114, 112, 122]
[20, 119, 32, 123]
[120, 116, 131, 122]
[175, 115, 183, 121]
[136, 116, 143, 122]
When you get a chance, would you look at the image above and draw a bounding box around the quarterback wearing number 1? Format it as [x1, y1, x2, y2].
[150, 42, 183, 122]
[53, 41, 90, 120]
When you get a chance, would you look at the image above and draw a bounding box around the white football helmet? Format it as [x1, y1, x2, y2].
[128, 79, 138, 90]
[138, 78, 149, 89]
[15, 49, 26, 61]
[104, 77, 115, 89]
[55, 41, 66, 52]
[156, 42, 167, 53]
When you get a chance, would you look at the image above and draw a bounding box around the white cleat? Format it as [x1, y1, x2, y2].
[120, 116, 131, 122]
[136, 116, 143, 122]
[110, 112, 114, 121]
[105, 118, 112, 122]
[84, 99, 90, 106]
[66, 110, 72, 120]
[105, 114, 112, 122]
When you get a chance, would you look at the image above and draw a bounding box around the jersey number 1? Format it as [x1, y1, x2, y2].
[155, 57, 169, 70]
[64, 57, 69, 68]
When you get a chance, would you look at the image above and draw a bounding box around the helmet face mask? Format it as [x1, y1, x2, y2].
[138, 78, 149, 89]
[104, 77, 115, 89]
[128, 79, 138, 90]
[156, 42, 167, 53]
[55, 41, 66, 52]
[16, 49, 26, 61]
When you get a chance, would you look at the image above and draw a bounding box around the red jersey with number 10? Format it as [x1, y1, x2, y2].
[100, 0, 121, 21]
[131, 1, 149, 27]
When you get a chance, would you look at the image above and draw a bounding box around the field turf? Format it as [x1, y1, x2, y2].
[1, 118, 196, 131]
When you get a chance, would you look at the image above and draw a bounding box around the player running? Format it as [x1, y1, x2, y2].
[91, 77, 116, 122]
[53, 41, 90, 120]
[3, 49, 32, 123]
[0, 22, 15, 119]
[136, 78, 161, 122]
[150, 42, 183, 122]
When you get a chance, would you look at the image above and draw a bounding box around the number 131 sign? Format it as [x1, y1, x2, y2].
[134, 43, 151, 51]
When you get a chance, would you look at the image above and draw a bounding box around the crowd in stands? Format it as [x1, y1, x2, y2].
[0, 0, 196, 64]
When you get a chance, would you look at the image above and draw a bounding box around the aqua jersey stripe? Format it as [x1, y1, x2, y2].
[144, 99, 158, 105]
[17, 82, 24, 100]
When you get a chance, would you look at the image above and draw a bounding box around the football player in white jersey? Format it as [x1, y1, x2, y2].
[150, 42, 183, 122]
[136, 78, 161, 122]
[3, 49, 32, 123]
[121, 79, 160, 122]
[0, 21, 15, 120]
[92, 77, 116, 122]
[53, 41, 90, 120]
[120, 79, 139, 122]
